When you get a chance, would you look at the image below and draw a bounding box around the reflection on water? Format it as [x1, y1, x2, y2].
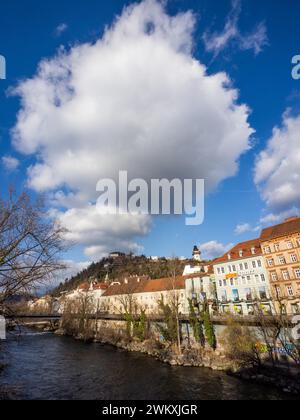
[0, 329, 297, 400]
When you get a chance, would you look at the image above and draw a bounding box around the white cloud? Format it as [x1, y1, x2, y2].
[239, 22, 268, 55]
[234, 222, 261, 235]
[234, 223, 251, 235]
[54, 23, 68, 37]
[255, 111, 300, 212]
[47, 260, 91, 290]
[1, 155, 20, 172]
[55, 204, 151, 260]
[199, 240, 234, 260]
[260, 208, 300, 225]
[12, 0, 254, 257]
[203, 0, 268, 57]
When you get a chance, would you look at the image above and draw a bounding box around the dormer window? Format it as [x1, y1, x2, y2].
[251, 247, 256, 255]
[239, 250, 243, 258]
[227, 253, 231, 260]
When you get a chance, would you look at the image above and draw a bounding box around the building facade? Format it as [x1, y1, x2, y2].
[100, 275, 188, 316]
[260, 216, 300, 315]
[213, 239, 273, 315]
[184, 264, 217, 314]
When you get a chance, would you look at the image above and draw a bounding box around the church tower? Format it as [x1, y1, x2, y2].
[192, 245, 202, 262]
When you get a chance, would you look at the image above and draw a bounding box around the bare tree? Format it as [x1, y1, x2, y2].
[0, 190, 67, 316]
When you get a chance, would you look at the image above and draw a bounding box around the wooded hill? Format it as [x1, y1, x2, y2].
[51, 255, 197, 296]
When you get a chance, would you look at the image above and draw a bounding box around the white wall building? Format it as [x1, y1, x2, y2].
[101, 276, 188, 316]
[213, 239, 274, 316]
[184, 265, 217, 313]
[59, 281, 108, 314]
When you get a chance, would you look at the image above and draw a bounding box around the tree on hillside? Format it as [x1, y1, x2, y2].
[0, 190, 67, 316]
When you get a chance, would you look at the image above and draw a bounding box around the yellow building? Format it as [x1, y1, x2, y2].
[260, 216, 300, 314]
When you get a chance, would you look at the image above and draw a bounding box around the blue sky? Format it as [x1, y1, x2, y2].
[1, 0, 300, 275]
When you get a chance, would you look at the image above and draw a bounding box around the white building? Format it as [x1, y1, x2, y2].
[184, 265, 217, 314]
[101, 275, 188, 316]
[60, 281, 108, 314]
[213, 239, 274, 316]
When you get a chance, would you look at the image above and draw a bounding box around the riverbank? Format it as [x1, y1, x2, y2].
[52, 323, 300, 396]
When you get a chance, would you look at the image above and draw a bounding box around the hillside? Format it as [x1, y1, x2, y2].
[52, 255, 197, 296]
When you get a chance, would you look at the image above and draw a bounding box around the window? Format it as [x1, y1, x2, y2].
[242, 276, 246, 285]
[278, 256, 286, 265]
[247, 305, 254, 315]
[228, 254, 231, 260]
[268, 259, 274, 267]
[287, 241, 293, 249]
[297, 238, 300, 247]
[251, 247, 256, 255]
[271, 272, 278, 281]
[260, 274, 266, 283]
[295, 269, 300, 279]
[275, 243, 280, 252]
[232, 289, 240, 302]
[219, 280, 222, 287]
[221, 290, 227, 303]
[247, 276, 251, 284]
[221, 267, 225, 274]
[239, 263, 243, 271]
[223, 280, 227, 286]
[245, 289, 252, 301]
[217, 268, 221, 274]
[282, 270, 290, 281]
[291, 254, 298, 263]
[244, 263, 249, 270]
[230, 278, 234, 286]
[239, 250, 243, 258]
[259, 287, 267, 300]
[257, 260, 262, 268]
[252, 261, 257, 269]
[228, 265, 232, 272]
[264, 246, 271, 254]
[287, 286, 294, 297]
[255, 275, 259, 284]
[232, 265, 236, 272]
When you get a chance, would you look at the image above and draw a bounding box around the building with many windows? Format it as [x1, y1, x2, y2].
[260, 216, 300, 315]
[213, 239, 273, 315]
[184, 264, 217, 314]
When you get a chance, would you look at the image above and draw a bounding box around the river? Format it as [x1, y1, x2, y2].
[0, 328, 297, 400]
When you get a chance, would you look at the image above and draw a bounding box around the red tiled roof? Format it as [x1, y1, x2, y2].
[102, 273, 204, 297]
[260, 217, 300, 241]
[78, 282, 90, 290]
[213, 238, 262, 264]
[92, 283, 108, 290]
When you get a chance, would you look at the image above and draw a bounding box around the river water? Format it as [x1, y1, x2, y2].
[0, 329, 297, 400]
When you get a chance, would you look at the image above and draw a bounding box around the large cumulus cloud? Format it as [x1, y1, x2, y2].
[12, 0, 254, 257]
[255, 111, 300, 212]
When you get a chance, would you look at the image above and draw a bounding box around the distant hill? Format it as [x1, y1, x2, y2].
[51, 255, 198, 296]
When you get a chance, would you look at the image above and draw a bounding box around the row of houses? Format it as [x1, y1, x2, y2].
[47, 216, 300, 317]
